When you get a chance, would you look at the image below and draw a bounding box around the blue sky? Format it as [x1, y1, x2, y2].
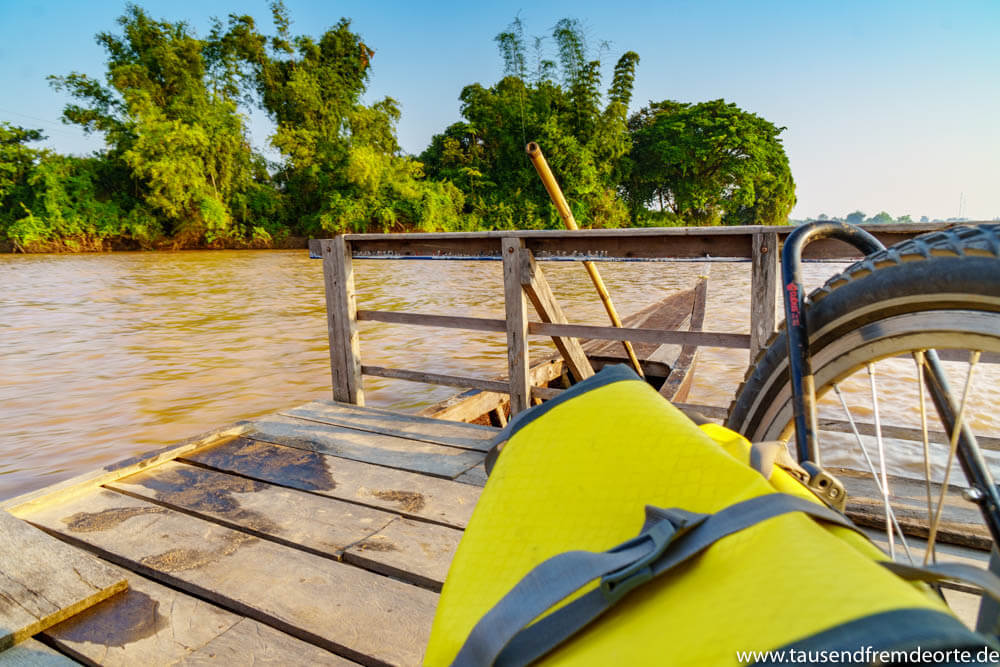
[1, 0, 997, 221]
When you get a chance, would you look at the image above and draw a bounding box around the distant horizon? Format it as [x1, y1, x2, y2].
[2, 0, 997, 222]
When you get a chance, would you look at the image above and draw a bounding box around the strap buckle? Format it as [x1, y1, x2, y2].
[599, 508, 705, 604]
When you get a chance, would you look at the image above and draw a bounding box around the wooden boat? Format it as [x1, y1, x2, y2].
[421, 277, 709, 426]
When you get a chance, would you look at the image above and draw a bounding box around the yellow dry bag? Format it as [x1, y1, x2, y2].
[426, 366, 996, 666]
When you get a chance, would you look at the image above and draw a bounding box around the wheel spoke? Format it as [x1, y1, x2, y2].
[926, 350, 981, 559]
[867, 363, 895, 559]
[832, 384, 914, 564]
[911, 350, 937, 564]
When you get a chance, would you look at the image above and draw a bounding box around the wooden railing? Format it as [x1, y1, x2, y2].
[311, 223, 957, 417]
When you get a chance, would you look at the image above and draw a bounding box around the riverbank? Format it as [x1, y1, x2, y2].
[0, 235, 310, 253]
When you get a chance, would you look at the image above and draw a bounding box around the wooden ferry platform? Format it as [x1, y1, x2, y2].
[2, 222, 993, 664]
[1, 401, 496, 665]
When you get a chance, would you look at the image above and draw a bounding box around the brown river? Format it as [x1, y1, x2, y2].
[2, 249, 997, 501]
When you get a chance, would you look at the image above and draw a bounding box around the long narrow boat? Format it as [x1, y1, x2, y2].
[421, 278, 709, 425]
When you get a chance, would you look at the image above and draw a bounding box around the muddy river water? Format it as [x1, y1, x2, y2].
[2, 249, 996, 500]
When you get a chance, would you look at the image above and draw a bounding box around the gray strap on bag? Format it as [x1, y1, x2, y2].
[451, 493, 856, 667]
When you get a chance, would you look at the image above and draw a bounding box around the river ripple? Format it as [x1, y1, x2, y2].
[1, 250, 996, 500]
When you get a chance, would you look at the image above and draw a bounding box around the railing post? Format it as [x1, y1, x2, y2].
[502, 237, 530, 415]
[321, 236, 364, 405]
[518, 247, 595, 383]
[750, 231, 780, 365]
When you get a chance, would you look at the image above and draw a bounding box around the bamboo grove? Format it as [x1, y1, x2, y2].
[0, 4, 795, 251]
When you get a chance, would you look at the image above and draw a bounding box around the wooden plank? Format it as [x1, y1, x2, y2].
[175, 618, 354, 665]
[328, 223, 955, 261]
[503, 237, 531, 414]
[183, 437, 482, 529]
[535, 321, 749, 349]
[418, 360, 564, 423]
[282, 400, 497, 451]
[0, 511, 128, 651]
[420, 388, 510, 424]
[834, 467, 991, 550]
[321, 237, 364, 406]
[25, 490, 437, 666]
[43, 568, 350, 666]
[673, 403, 729, 421]
[750, 231, 779, 364]
[107, 461, 396, 561]
[818, 418, 1000, 453]
[3, 424, 249, 517]
[110, 460, 464, 592]
[245, 414, 485, 479]
[357, 309, 506, 333]
[519, 248, 594, 382]
[0, 639, 78, 665]
[343, 517, 462, 592]
[356, 308, 746, 348]
[454, 464, 488, 488]
[361, 366, 510, 394]
[660, 278, 708, 402]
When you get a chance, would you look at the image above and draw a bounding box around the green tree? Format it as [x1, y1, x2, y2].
[421, 18, 639, 229]
[50, 4, 272, 247]
[845, 210, 866, 225]
[623, 99, 795, 225]
[866, 211, 893, 224]
[219, 3, 465, 234]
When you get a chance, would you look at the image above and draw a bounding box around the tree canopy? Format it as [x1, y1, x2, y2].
[420, 18, 639, 229]
[2, 6, 803, 251]
[622, 99, 795, 226]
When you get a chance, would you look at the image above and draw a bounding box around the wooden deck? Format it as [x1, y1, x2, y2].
[1, 397, 992, 665]
[1, 401, 496, 666]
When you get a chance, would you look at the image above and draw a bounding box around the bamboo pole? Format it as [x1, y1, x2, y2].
[526, 141, 644, 377]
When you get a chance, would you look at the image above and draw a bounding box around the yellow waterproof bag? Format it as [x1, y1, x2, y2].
[425, 366, 994, 666]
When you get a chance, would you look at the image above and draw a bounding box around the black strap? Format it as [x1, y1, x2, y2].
[451, 493, 856, 667]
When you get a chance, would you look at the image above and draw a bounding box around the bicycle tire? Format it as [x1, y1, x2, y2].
[726, 224, 1000, 445]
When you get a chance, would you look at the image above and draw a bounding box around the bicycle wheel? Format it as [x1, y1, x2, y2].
[726, 225, 1000, 566]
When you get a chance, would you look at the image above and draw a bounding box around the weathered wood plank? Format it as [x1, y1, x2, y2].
[660, 278, 708, 402]
[44, 567, 349, 666]
[175, 618, 355, 665]
[361, 366, 510, 394]
[503, 237, 531, 414]
[519, 249, 594, 382]
[183, 438, 482, 529]
[357, 309, 506, 333]
[0, 639, 78, 665]
[321, 237, 364, 406]
[672, 403, 729, 421]
[418, 360, 564, 423]
[0, 511, 128, 651]
[750, 232, 779, 363]
[323, 222, 955, 260]
[835, 467, 990, 550]
[539, 321, 749, 349]
[454, 464, 488, 487]
[26, 490, 437, 666]
[245, 414, 485, 479]
[818, 418, 1000, 453]
[2, 425, 249, 517]
[108, 461, 396, 560]
[282, 400, 497, 451]
[343, 517, 462, 592]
